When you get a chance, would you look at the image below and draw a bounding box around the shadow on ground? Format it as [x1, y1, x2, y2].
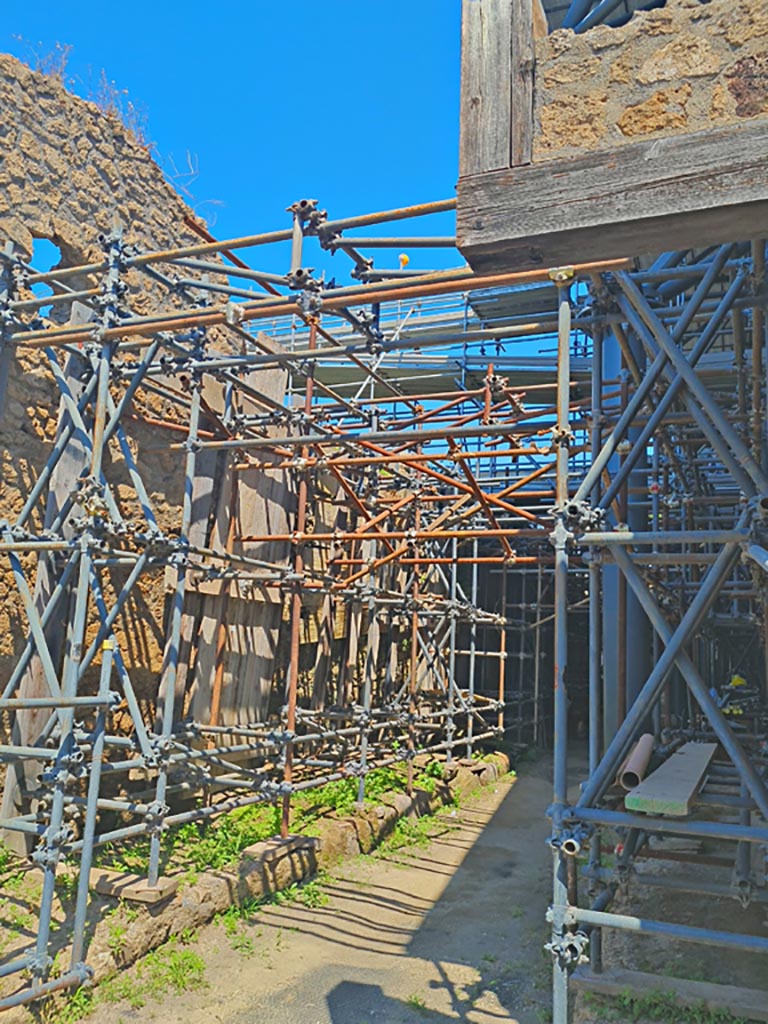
[319, 757, 556, 1024]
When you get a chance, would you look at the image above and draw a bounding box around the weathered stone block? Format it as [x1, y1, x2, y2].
[533, 0, 768, 162]
[539, 94, 608, 152]
[637, 37, 723, 85]
[726, 54, 768, 118]
[617, 84, 691, 138]
[541, 55, 601, 88]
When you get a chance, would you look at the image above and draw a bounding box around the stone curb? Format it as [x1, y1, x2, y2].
[82, 753, 510, 987]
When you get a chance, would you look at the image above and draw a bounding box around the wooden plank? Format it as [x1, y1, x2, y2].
[572, 968, 768, 1023]
[183, 365, 291, 731]
[187, 603, 220, 725]
[510, 0, 534, 166]
[625, 742, 717, 817]
[459, 0, 512, 177]
[311, 594, 335, 710]
[532, 0, 547, 38]
[457, 120, 768, 271]
[338, 602, 362, 705]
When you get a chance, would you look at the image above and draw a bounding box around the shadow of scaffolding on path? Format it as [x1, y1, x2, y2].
[322, 758, 556, 1024]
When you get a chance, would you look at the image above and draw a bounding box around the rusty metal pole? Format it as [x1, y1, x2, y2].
[498, 561, 507, 735]
[407, 506, 421, 796]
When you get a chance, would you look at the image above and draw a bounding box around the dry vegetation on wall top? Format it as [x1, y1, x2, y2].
[534, 0, 768, 160]
[0, 51, 200, 265]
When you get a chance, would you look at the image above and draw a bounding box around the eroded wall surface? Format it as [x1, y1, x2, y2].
[0, 53, 223, 709]
[0, 53, 203, 263]
[534, 0, 768, 161]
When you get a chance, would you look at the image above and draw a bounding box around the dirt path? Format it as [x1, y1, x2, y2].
[87, 761, 556, 1024]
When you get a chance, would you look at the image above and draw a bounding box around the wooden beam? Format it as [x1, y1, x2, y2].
[572, 968, 768, 1023]
[457, 121, 768, 271]
[459, 0, 512, 177]
[532, 0, 548, 38]
[511, 0, 534, 166]
[624, 742, 717, 817]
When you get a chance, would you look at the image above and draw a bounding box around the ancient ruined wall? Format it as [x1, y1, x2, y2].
[0, 53, 223, 705]
[534, 0, 768, 161]
[0, 53, 205, 263]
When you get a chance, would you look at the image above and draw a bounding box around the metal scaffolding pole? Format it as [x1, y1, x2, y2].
[2, 191, 768, 1019]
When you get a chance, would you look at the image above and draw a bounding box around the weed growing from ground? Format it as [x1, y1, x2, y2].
[100, 935, 206, 1008]
[405, 993, 429, 1014]
[54, 871, 79, 904]
[297, 875, 331, 909]
[106, 919, 129, 961]
[263, 872, 331, 910]
[0, 840, 13, 874]
[215, 901, 259, 956]
[45, 986, 94, 1024]
[92, 761, 453, 878]
[382, 814, 435, 852]
[214, 872, 330, 955]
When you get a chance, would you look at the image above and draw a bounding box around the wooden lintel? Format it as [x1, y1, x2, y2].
[457, 121, 768, 271]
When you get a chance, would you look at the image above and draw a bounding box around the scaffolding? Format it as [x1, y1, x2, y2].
[0, 181, 767, 1019]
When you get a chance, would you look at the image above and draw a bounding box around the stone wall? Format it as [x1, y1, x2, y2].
[0, 53, 216, 704]
[0, 52, 204, 264]
[533, 0, 768, 161]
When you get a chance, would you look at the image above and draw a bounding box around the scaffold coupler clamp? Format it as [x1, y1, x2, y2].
[558, 824, 592, 858]
[731, 872, 755, 909]
[551, 424, 574, 449]
[560, 498, 604, 535]
[145, 800, 169, 835]
[32, 825, 75, 870]
[548, 515, 570, 551]
[287, 198, 319, 222]
[268, 729, 294, 748]
[544, 928, 590, 969]
[147, 735, 174, 768]
[28, 953, 54, 982]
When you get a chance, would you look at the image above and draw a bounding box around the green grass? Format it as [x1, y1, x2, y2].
[48, 986, 95, 1024]
[214, 871, 330, 956]
[31, 754, 504, 1022]
[43, 934, 207, 1021]
[264, 872, 331, 910]
[405, 993, 429, 1014]
[100, 935, 207, 1008]
[92, 761, 453, 878]
[381, 814, 435, 852]
[106, 919, 129, 960]
[0, 840, 14, 874]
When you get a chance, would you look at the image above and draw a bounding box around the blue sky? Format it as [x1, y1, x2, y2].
[4, 2, 461, 278]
